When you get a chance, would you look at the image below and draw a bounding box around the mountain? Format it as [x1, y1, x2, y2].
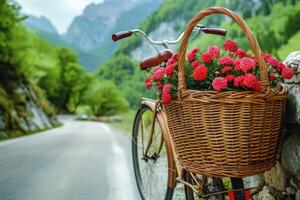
[23, 15, 58, 35]
[23, 0, 162, 71]
[64, 0, 162, 51]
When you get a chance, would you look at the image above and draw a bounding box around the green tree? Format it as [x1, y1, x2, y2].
[83, 80, 129, 116]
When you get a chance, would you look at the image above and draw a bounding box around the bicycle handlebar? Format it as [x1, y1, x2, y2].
[112, 30, 132, 41]
[202, 27, 226, 36]
[111, 25, 226, 49]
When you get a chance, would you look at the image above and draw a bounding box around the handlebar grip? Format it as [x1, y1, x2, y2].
[112, 31, 132, 41]
[202, 28, 227, 36]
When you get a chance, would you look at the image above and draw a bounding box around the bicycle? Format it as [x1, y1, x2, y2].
[112, 10, 257, 200]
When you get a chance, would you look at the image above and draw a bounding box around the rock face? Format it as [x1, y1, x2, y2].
[23, 15, 58, 35]
[264, 162, 287, 191]
[0, 82, 56, 137]
[284, 51, 300, 124]
[281, 133, 300, 181]
[64, 0, 162, 51]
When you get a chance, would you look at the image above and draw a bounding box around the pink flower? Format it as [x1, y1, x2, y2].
[234, 60, 241, 71]
[281, 67, 293, 79]
[166, 58, 176, 65]
[225, 74, 235, 82]
[224, 39, 238, 52]
[263, 53, 272, 62]
[191, 60, 199, 69]
[156, 82, 163, 91]
[212, 77, 228, 92]
[162, 84, 172, 104]
[234, 75, 245, 87]
[145, 77, 152, 83]
[269, 73, 276, 81]
[172, 52, 179, 61]
[165, 64, 174, 75]
[201, 52, 213, 63]
[193, 65, 208, 81]
[236, 49, 247, 58]
[221, 66, 233, 74]
[240, 57, 256, 72]
[187, 53, 196, 62]
[153, 67, 164, 81]
[267, 57, 279, 68]
[207, 45, 220, 58]
[146, 82, 152, 89]
[191, 48, 200, 54]
[243, 73, 261, 91]
[220, 56, 234, 66]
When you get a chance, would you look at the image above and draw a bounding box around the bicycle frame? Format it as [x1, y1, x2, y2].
[140, 98, 182, 189]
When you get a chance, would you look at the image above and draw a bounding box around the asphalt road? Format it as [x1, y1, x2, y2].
[0, 118, 140, 200]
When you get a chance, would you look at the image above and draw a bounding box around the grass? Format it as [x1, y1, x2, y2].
[107, 109, 136, 133]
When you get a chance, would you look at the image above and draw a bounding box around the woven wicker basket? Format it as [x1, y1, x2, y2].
[163, 7, 287, 178]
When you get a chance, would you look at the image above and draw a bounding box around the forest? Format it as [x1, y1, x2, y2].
[0, 0, 128, 139]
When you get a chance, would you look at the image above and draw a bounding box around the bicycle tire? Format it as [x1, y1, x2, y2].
[132, 105, 175, 200]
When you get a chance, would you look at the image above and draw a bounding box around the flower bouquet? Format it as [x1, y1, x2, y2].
[145, 39, 293, 104]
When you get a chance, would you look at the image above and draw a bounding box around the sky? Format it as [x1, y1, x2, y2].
[17, 0, 104, 34]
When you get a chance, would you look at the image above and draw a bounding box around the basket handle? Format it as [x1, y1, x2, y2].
[178, 7, 269, 92]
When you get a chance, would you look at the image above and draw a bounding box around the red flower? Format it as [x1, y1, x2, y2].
[207, 45, 220, 58]
[191, 48, 200, 54]
[234, 60, 241, 71]
[187, 53, 196, 62]
[191, 60, 200, 69]
[165, 64, 175, 75]
[281, 67, 293, 79]
[234, 75, 245, 87]
[212, 77, 228, 92]
[162, 84, 172, 104]
[220, 56, 234, 66]
[145, 77, 152, 83]
[201, 52, 213, 63]
[153, 67, 164, 81]
[236, 49, 247, 58]
[157, 84, 163, 91]
[221, 66, 233, 74]
[172, 52, 179, 61]
[146, 82, 152, 89]
[263, 53, 272, 62]
[267, 57, 279, 68]
[269, 73, 276, 81]
[225, 74, 235, 82]
[276, 62, 285, 73]
[166, 58, 176, 65]
[224, 39, 238, 52]
[243, 73, 261, 91]
[240, 57, 256, 72]
[193, 65, 208, 81]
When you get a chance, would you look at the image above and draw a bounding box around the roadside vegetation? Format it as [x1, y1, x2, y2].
[0, 0, 129, 138]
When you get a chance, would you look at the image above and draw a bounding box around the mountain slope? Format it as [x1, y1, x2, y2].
[23, 0, 162, 71]
[22, 15, 58, 34]
[64, 0, 162, 51]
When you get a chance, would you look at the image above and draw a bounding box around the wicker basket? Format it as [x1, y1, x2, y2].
[163, 7, 287, 178]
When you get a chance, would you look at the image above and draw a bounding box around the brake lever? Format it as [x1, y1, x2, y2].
[191, 29, 202, 41]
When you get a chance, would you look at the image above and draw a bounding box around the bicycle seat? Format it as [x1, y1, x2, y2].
[140, 50, 173, 70]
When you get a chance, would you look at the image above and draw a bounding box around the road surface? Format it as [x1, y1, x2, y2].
[0, 118, 140, 200]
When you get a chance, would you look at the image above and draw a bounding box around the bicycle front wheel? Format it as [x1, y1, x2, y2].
[132, 105, 176, 200]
